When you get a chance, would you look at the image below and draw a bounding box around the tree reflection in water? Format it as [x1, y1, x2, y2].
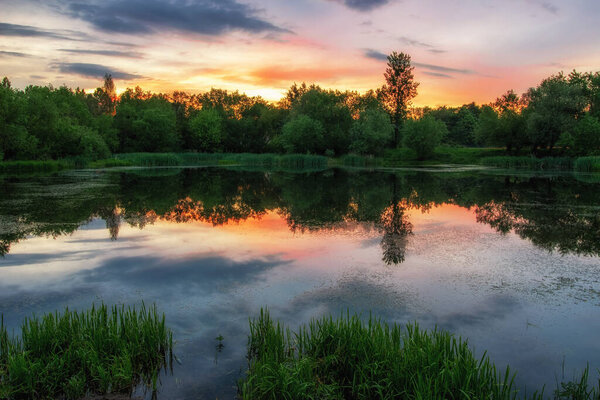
[1, 168, 599, 263]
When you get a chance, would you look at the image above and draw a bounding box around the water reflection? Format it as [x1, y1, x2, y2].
[1, 168, 599, 262]
[1, 167, 599, 398]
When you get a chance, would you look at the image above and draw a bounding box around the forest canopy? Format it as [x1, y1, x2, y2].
[1, 54, 600, 162]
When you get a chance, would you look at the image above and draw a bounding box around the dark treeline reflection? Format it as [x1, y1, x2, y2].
[1, 168, 599, 263]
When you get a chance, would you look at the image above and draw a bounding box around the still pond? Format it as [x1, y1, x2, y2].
[1, 166, 599, 398]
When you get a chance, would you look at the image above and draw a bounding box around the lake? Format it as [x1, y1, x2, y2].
[1, 166, 599, 399]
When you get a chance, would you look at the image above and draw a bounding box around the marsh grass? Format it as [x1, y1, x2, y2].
[481, 156, 574, 171]
[240, 310, 599, 400]
[0, 160, 71, 173]
[114, 152, 329, 170]
[574, 156, 600, 172]
[0, 304, 173, 400]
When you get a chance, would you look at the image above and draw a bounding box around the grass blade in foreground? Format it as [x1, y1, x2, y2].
[240, 309, 599, 399]
[0, 303, 174, 400]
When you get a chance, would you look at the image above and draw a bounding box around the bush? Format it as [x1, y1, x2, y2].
[402, 116, 448, 160]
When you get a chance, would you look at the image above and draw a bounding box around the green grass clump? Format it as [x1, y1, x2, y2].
[0, 160, 71, 173]
[241, 310, 600, 400]
[574, 156, 600, 172]
[0, 304, 173, 400]
[481, 156, 574, 171]
[241, 310, 520, 399]
[337, 154, 381, 167]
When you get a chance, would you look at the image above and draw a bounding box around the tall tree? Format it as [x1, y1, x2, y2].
[378, 52, 419, 147]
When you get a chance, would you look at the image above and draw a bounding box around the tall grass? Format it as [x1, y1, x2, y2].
[0, 304, 173, 400]
[241, 310, 600, 400]
[574, 156, 600, 172]
[0, 160, 71, 173]
[115, 152, 329, 169]
[481, 156, 574, 171]
[241, 310, 519, 399]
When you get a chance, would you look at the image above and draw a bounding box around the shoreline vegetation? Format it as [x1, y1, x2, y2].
[1, 150, 599, 173]
[2, 52, 600, 174]
[241, 310, 600, 400]
[0, 304, 173, 400]
[2, 306, 598, 399]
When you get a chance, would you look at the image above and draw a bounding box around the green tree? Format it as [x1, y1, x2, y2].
[569, 114, 600, 155]
[402, 116, 447, 160]
[378, 52, 419, 147]
[188, 108, 223, 152]
[349, 107, 392, 155]
[286, 86, 353, 155]
[277, 115, 324, 154]
[525, 73, 587, 153]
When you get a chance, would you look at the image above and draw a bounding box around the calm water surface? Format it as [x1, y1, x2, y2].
[1, 166, 599, 398]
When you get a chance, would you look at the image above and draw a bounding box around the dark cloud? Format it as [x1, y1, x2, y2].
[0, 22, 83, 41]
[329, 0, 392, 11]
[364, 48, 388, 61]
[428, 49, 447, 54]
[422, 71, 452, 79]
[413, 62, 476, 75]
[51, 62, 143, 80]
[399, 35, 432, 48]
[64, 0, 289, 36]
[59, 48, 144, 58]
[538, 1, 558, 14]
[0, 50, 33, 58]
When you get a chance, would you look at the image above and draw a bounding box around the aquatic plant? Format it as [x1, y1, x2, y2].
[574, 156, 600, 172]
[0, 303, 173, 400]
[481, 156, 574, 171]
[240, 309, 600, 400]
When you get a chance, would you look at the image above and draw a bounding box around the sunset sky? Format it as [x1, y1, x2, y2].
[1, 0, 599, 106]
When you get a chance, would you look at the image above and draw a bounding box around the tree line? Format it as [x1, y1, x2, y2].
[1, 52, 599, 162]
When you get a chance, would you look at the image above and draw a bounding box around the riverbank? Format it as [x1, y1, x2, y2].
[1, 149, 599, 173]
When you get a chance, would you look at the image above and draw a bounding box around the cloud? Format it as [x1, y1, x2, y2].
[59, 48, 144, 58]
[328, 0, 392, 11]
[399, 36, 445, 54]
[51, 62, 143, 80]
[422, 71, 452, 79]
[0, 22, 83, 41]
[413, 62, 476, 75]
[64, 0, 289, 36]
[399, 35, 432, 48]
[364, 49, 388, 61]
[0, 50, 33, 58]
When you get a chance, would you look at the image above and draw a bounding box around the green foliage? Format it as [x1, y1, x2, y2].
[574, 156, 600, 172]
[241, 310, 521, 399]
[379, 52, 419, 146]
[481, 156, 574, 170]
[402, 116, 448, 160]
[569, 115, 600, 155]
[278, 115, 325, 154]
[0, 304, 173, 399]
[283, 87, 353, 155]
[526, 73, 587, 152]
[188, 108, 223, 152]
[349, 107, 393, 155]
[115, 90, 180, 153]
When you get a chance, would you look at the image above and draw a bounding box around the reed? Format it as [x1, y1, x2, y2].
[574, 156, 600, 172]
[0, 303, 173, 400]
[240, 309, 599, 400]
[481, 156, 574, 170]
[0, 160, 71, 173]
